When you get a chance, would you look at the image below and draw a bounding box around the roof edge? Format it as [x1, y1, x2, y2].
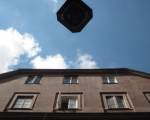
[0, 68, 150, 80]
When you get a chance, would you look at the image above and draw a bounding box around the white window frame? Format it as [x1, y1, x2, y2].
[63, 76, 79, 84]
[102, 93, 133, 110]
[55, 93, 82, 110]
[25, 75, 42, 84]
[103, 76, 118, 84]
[7, 93, 38, 110]
[144, 92, 150, 103]
[106, 96, 129, 109]
[13, 96, 33, 109]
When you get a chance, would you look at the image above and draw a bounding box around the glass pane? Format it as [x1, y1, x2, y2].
[61, 96, 69, 109]
[14, 104, 22, 108]
[13, 98, 24, 108]
[108, 76, 115, 83]
[106, 96, 116, 108]
[23, 99, 33, 108]
[13, 96, 33, 109]
[71, 77, 78, 84]
[68, 98, 78, 109]
[64, 77, 71, 84]
[26, 76, 35, 84]
[26, 76, 41, 84]
[34, 75, 42, 84]
[116, 96, 125, 108]
[103, 76, 108, 83]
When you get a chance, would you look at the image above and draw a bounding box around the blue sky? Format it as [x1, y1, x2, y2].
[0, 0, 150, 73]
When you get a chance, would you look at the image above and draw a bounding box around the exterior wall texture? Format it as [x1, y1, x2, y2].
[0, 69, 150, 113]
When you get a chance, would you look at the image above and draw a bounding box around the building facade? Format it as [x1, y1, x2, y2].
[0, 68, 150, 119]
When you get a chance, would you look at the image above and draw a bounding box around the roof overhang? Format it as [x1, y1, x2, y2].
[0, 68, 150, 80]
[0, 112, 150, 120]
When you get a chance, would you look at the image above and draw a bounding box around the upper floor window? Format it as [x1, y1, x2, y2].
[7, 93, 38, 110]
[25, 75, 42, 84]
[103, 76, 118, 84]
[55, 93, 82, 111]
[101, 93, 133, 110]
[63, 76, 79, 84]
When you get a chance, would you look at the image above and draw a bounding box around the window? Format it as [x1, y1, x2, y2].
[13, 96, 33, 109]
[25, 75, 42, 84]
[103, 76, 118, 84]
[144, 92, 150, 103]
[8, 93, 38, 110]
[63, 76, 79, 84]
[102, 93, 133, 110]
[55, 93, 82, 110]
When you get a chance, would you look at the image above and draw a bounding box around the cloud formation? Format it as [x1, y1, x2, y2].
[76, 53, 98, 69]
[0, 28, 41, 73]
[0, 28, 98, 73]
[31, 54, 69, 69]
[31, 53, 98, 69]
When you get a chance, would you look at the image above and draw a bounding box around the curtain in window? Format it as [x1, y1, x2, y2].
[14, 97, 33, 108]
[14, 99, 25, 108]
[115, 96, 124, 108]
[106, 96, 116, 108]
[56, 92, 62, 109]
[23, 99, 33, 108]
[68, 98, 78, 109]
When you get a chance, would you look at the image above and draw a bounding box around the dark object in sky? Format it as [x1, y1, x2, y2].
[57, 0, 93, 32]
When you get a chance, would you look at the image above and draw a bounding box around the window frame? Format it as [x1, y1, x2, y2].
[101, 92, 133, 110]
[103, 76, 118, 84]
[54, 92, 82, 111]
[25, 75, 42, 84]
[7, 93, 38, 110]
[63, 76, 79, 84]
[144, 92, 150, 103]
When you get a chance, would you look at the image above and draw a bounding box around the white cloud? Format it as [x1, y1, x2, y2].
[76, 53, 98, 69]
[31, 54, 69, 69]
[0, 28, 41, 73]
[31, 52, 98, 69]
[0, 28, 98, 73]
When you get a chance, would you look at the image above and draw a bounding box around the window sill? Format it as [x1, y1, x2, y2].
[54, 108, 82, 112]
[103, 83, 118, 84]
[9, 108, 33, 110]
[105, 108, 133, 110]
[63, 83, 79, 85]
[24, 83, 41, 85]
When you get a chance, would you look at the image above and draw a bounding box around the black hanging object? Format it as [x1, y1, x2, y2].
[57, 0, 93, 32]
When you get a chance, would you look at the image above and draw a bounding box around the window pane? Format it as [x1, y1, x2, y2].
[71, 76, 78, 84]
[68, 98, 78, 109]
[103, 77, 108, 83]
[26, 75, 42, 84]
[13, 96, 33, 109]
[26, 76, 35, 84]
[34, 76, 42, 84]
[14, 103, 22, 108]
[13, 99, 24, 108]
[61, 96, 69, 109]
[64, 77, 71, 84]
[23, 99, 33, 108]
[116, 96, 125, 108]
[108, 76, 115, 83]
[60, 96, 79, 110]
[106, 96, 116, 108]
